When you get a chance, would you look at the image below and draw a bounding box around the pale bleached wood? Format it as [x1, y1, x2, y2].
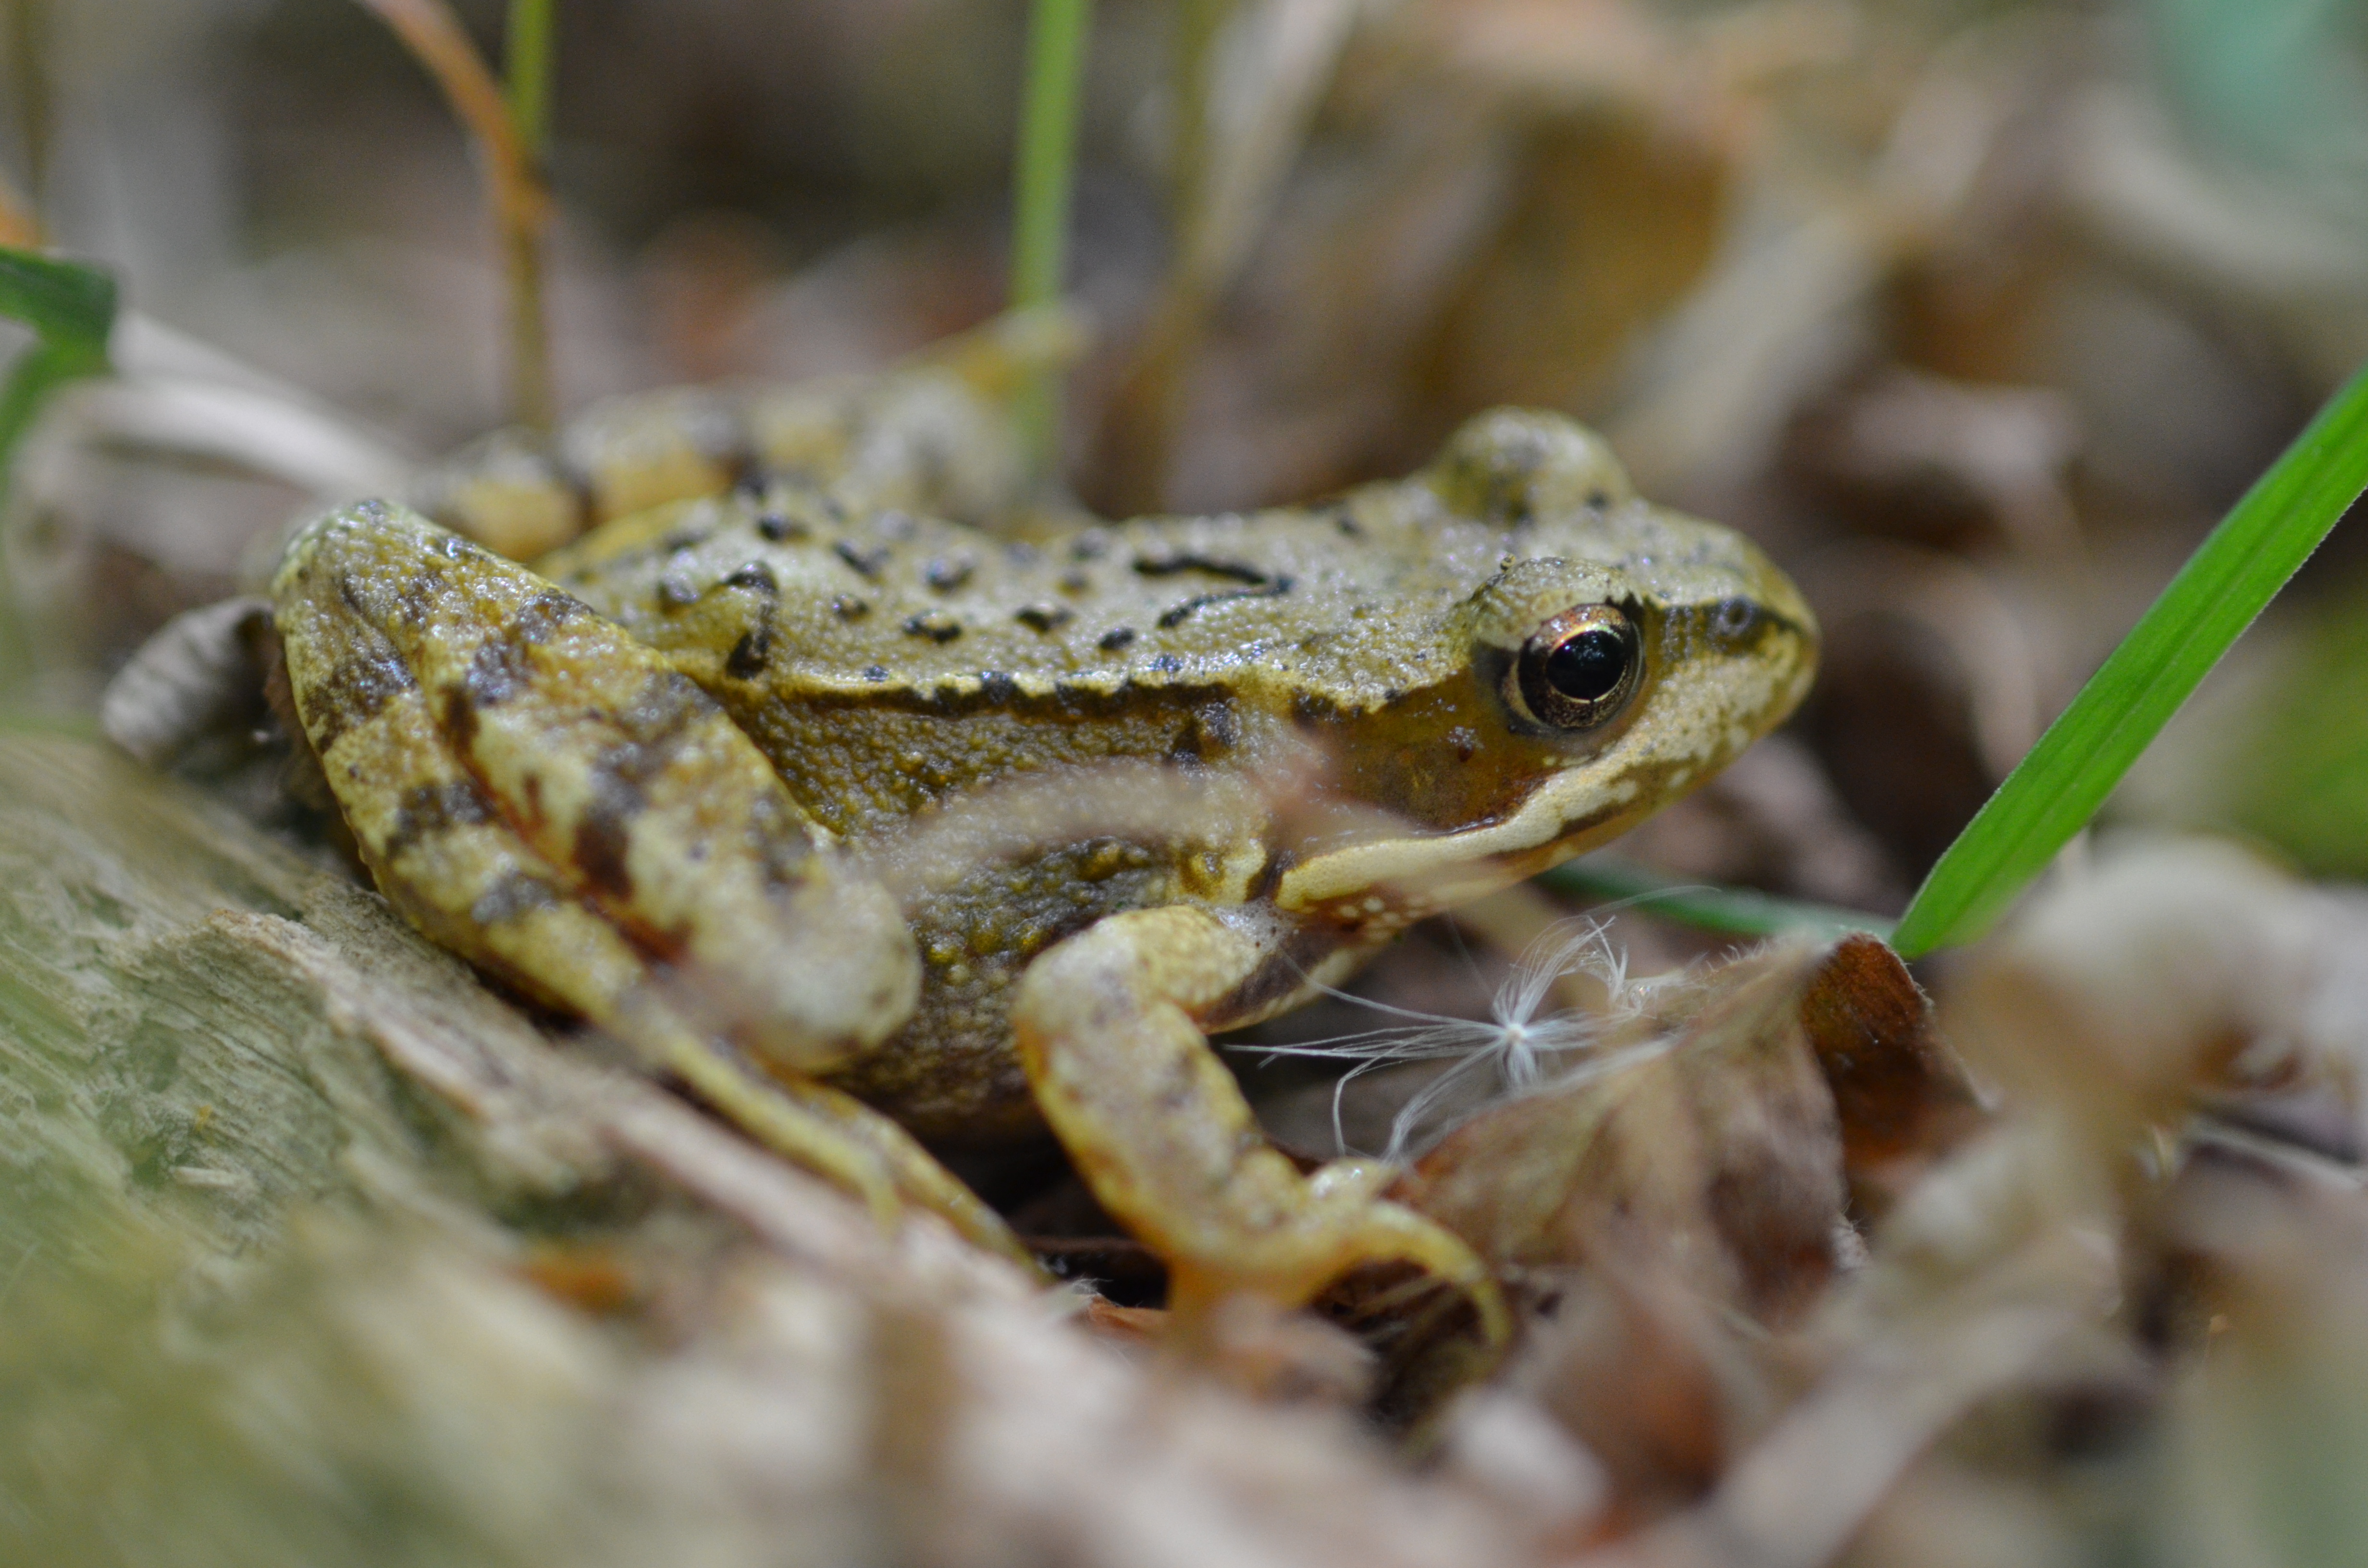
[0, 734, 1556, 1568]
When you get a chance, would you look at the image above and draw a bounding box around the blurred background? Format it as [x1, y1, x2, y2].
[7, 0, 2368, 918]
[11, 9, 2368, 1564]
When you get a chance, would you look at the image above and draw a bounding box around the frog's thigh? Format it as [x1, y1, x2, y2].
[1012, 907, 1507, 1343]
[273, 507, 1020, 1262]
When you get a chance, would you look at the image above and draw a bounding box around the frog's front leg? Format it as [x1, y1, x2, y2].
[1013, 907, 1511, 1350]
[272, 500, 1023, 1262]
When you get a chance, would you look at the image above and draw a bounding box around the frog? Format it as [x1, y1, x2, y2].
[263, 336, 1817, 1357]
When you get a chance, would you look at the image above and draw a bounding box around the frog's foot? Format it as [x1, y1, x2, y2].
[271, 500, 1026, 1263]
[1012, 906, 1511, 1360]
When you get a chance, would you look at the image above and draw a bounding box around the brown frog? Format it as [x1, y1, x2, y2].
[266, 344, 1816, 1351]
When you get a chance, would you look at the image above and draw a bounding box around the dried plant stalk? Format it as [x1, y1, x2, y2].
[354, 0, 555, 430]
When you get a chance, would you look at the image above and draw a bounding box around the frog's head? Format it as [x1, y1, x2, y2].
[1275, 410, 1817, 927]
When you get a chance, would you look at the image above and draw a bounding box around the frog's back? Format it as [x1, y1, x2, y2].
[544, 483, 1494, 688]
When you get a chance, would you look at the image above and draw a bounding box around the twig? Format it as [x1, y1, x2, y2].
[0, 170, 37, 249]
[354, 0, 556, 430]
[4, 0, 48, 227]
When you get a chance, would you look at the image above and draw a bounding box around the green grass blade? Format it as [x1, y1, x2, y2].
[1009, 0, 1093, 474]
[1539, 856, 1896, 943]
[0, 247, 112, 351]
[1891, 359, 2368, 957]
[0, 246, 115, 684]
[0, 246, 113, 472]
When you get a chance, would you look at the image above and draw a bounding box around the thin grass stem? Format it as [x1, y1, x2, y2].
[1538, 857, 1895, 943]
[1009, 0, 1094, 476]
[505, 0, 557, 160]
[5, 0, 49, 226]
[502, 0, 557, 433]
[354, 0, 555, 429]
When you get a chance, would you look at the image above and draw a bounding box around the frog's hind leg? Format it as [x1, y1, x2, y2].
[1012, 906, 1510, 1356]
[271, 500, 1025, 1263]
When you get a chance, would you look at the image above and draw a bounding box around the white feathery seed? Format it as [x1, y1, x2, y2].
[1240, 916, 1680, 1161]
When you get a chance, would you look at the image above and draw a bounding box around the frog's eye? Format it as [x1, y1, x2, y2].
[1507, 604, 1640, 730]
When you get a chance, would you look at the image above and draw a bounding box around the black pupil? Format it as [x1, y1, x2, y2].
[1543, 628, 1628, 702]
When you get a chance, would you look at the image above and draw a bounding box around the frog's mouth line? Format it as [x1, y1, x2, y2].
[1273, 770, 1662, 921]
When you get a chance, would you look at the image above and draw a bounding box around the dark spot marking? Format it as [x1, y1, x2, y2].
[832, 594, 870, 621]
[1098, 626, 1136, 652]
[574, 773, 641, 897]
[1291, 690, 1343, 726]
[727, 627, 772, 678]
[923, 555, 975, 592]
[902, 611, 962, 643]
[755, 511, 806, 542]
[656, 570, 700, 609]
[724, 561, 779, 596]
[616, 670, 706, 748]
[662, 528, 709, 552]
[441, 686, 480, 751]
[1148, 653, 1184, 674]
[560, 674, 703, 899]
[298, 644, 418, 753]
[463, 634, 533, 707]
[513, 590, 582, 645]
[747, 794, 815, 892]
[470, 870, 560, 926]
[1587, 490, 1609, 510]
[1334, 510, 1364, 538]
[977, 671, 1019, 704]
[1154, 576, 1295, 628]
[1069, 532, 1110, 561]
[861, 663, 889, 682]
[394, 566, 445, 629]
[834, 539, 890, 579]
[381, 779, 495, 861]
[1246, 847, 1291, 903]
[1131, 551, 1272, 585]
[1016, 603, 1073, 633]
[1167, 707, 1236, 766]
